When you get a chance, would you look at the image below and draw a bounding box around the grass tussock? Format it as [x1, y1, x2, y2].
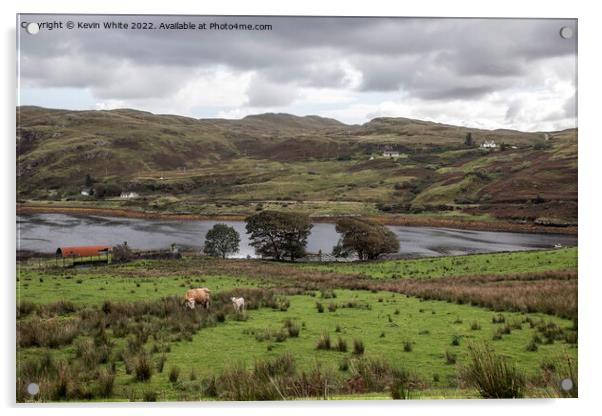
[538, 354, 578, 398]
[202, 355, 339, 400]
[316, 334, 331, 350]
[17, 317, 80, 348]
[460, 342, 526, 398]
[353, 339, 365, 355]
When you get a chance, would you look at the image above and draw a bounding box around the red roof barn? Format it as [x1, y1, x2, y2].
[56, 245, 112, 258]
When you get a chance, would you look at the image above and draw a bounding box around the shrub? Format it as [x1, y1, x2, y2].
[526, 339, 538, 352]
[461, 342, 525, 398]
[353, 339, 365, 355]
[18, 317, 80, 348]
[316, 334, 331, 350]
[390, 368, 412, 400]
[253, 354, 296, 380]
[143, 390, 158, 402]
[335, 337, 348, 352]
[156, 354, 167, 373]
[349, 357, 392, 391]
[17, 300, 36, 317]
[339, 358, 350, 372]
[403, 340, 413, 352]
[451, 335, 461, 346]
[445, 350, 457, 365]
[284, 319, 300, 338]
[539, 354, 577, 398]
[320, 289, 336, 299]
[168, 365, 180, 383]
[274, 331, 288, 342]
[328, 303, 337, 312]
[112, 243, 133, 263]
[96, 368, 115, 398]
[316, 302, 324, 313]
[470, 321, 481, 331]
[37, 300, 77, 316]
[565, 331, 577, 344]
[134, 353, 153, 381]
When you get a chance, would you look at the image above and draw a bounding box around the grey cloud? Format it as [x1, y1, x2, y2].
[563, 94, 577, 118]
[246, 76, 297, 107]
[19, 16, 576, 86]
[17, 14, 577, 124]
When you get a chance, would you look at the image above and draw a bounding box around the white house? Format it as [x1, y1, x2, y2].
[80, 190, 90, 196]
[383, 150, 400, 158]
[120, 192, 139, 199]
[480, 140, 497, 149]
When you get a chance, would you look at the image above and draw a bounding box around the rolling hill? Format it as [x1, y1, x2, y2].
[16, 106, 577, 226]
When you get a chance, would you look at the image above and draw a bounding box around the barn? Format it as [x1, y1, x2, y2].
[55, 245, 112, 266]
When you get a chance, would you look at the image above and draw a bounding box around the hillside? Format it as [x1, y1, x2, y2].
[16, 106, 577, 226]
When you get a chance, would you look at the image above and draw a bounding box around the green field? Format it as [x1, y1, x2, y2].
[306, 248, 578, 279]
[17, 248, 578, 401]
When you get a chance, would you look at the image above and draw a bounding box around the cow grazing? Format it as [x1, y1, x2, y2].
[231, 297, 245, 313]
[184, 287, 211, 310]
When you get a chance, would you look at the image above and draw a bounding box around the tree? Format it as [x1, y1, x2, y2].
[93, 183, 122, 198]
[245, 211, 313, 261]
[333, 218, 399, 261]
[112, 242, 132, 263]
[464, 132, 474, 147]
[203, 224, 240, 259]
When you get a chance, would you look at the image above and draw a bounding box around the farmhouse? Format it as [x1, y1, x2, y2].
[120, 192, 139, 199]
[382, 150, 400, 158]
[480, 140, 497, 149]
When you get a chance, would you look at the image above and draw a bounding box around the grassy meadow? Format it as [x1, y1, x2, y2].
[16, 248, 578, 401]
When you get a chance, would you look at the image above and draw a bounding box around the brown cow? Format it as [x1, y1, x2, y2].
[184, 287, 211, 310]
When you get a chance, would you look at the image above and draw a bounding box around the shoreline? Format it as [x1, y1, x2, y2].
[16, 204, 578, 235]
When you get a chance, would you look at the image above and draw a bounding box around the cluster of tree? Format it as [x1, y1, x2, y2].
[202, 211, 399, 262]
[82, 174, 121, 198]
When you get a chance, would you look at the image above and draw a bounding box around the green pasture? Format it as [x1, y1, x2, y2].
[306, 248, 577, 279]
[16, 248, 578, 400]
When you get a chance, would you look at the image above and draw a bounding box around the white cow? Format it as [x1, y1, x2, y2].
[231, 297, 245, 313]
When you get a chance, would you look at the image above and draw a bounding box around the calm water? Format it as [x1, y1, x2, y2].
[16, 213, 577, 259]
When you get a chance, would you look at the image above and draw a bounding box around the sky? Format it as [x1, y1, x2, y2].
[17, 15, 577, 131]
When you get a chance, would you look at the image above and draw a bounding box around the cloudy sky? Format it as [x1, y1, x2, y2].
[18, 15, 577, 131]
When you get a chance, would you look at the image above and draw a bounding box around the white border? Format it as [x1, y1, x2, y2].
[3, 1, 600, 415]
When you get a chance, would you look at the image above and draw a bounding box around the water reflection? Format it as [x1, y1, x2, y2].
[17, 213, 577, 259]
